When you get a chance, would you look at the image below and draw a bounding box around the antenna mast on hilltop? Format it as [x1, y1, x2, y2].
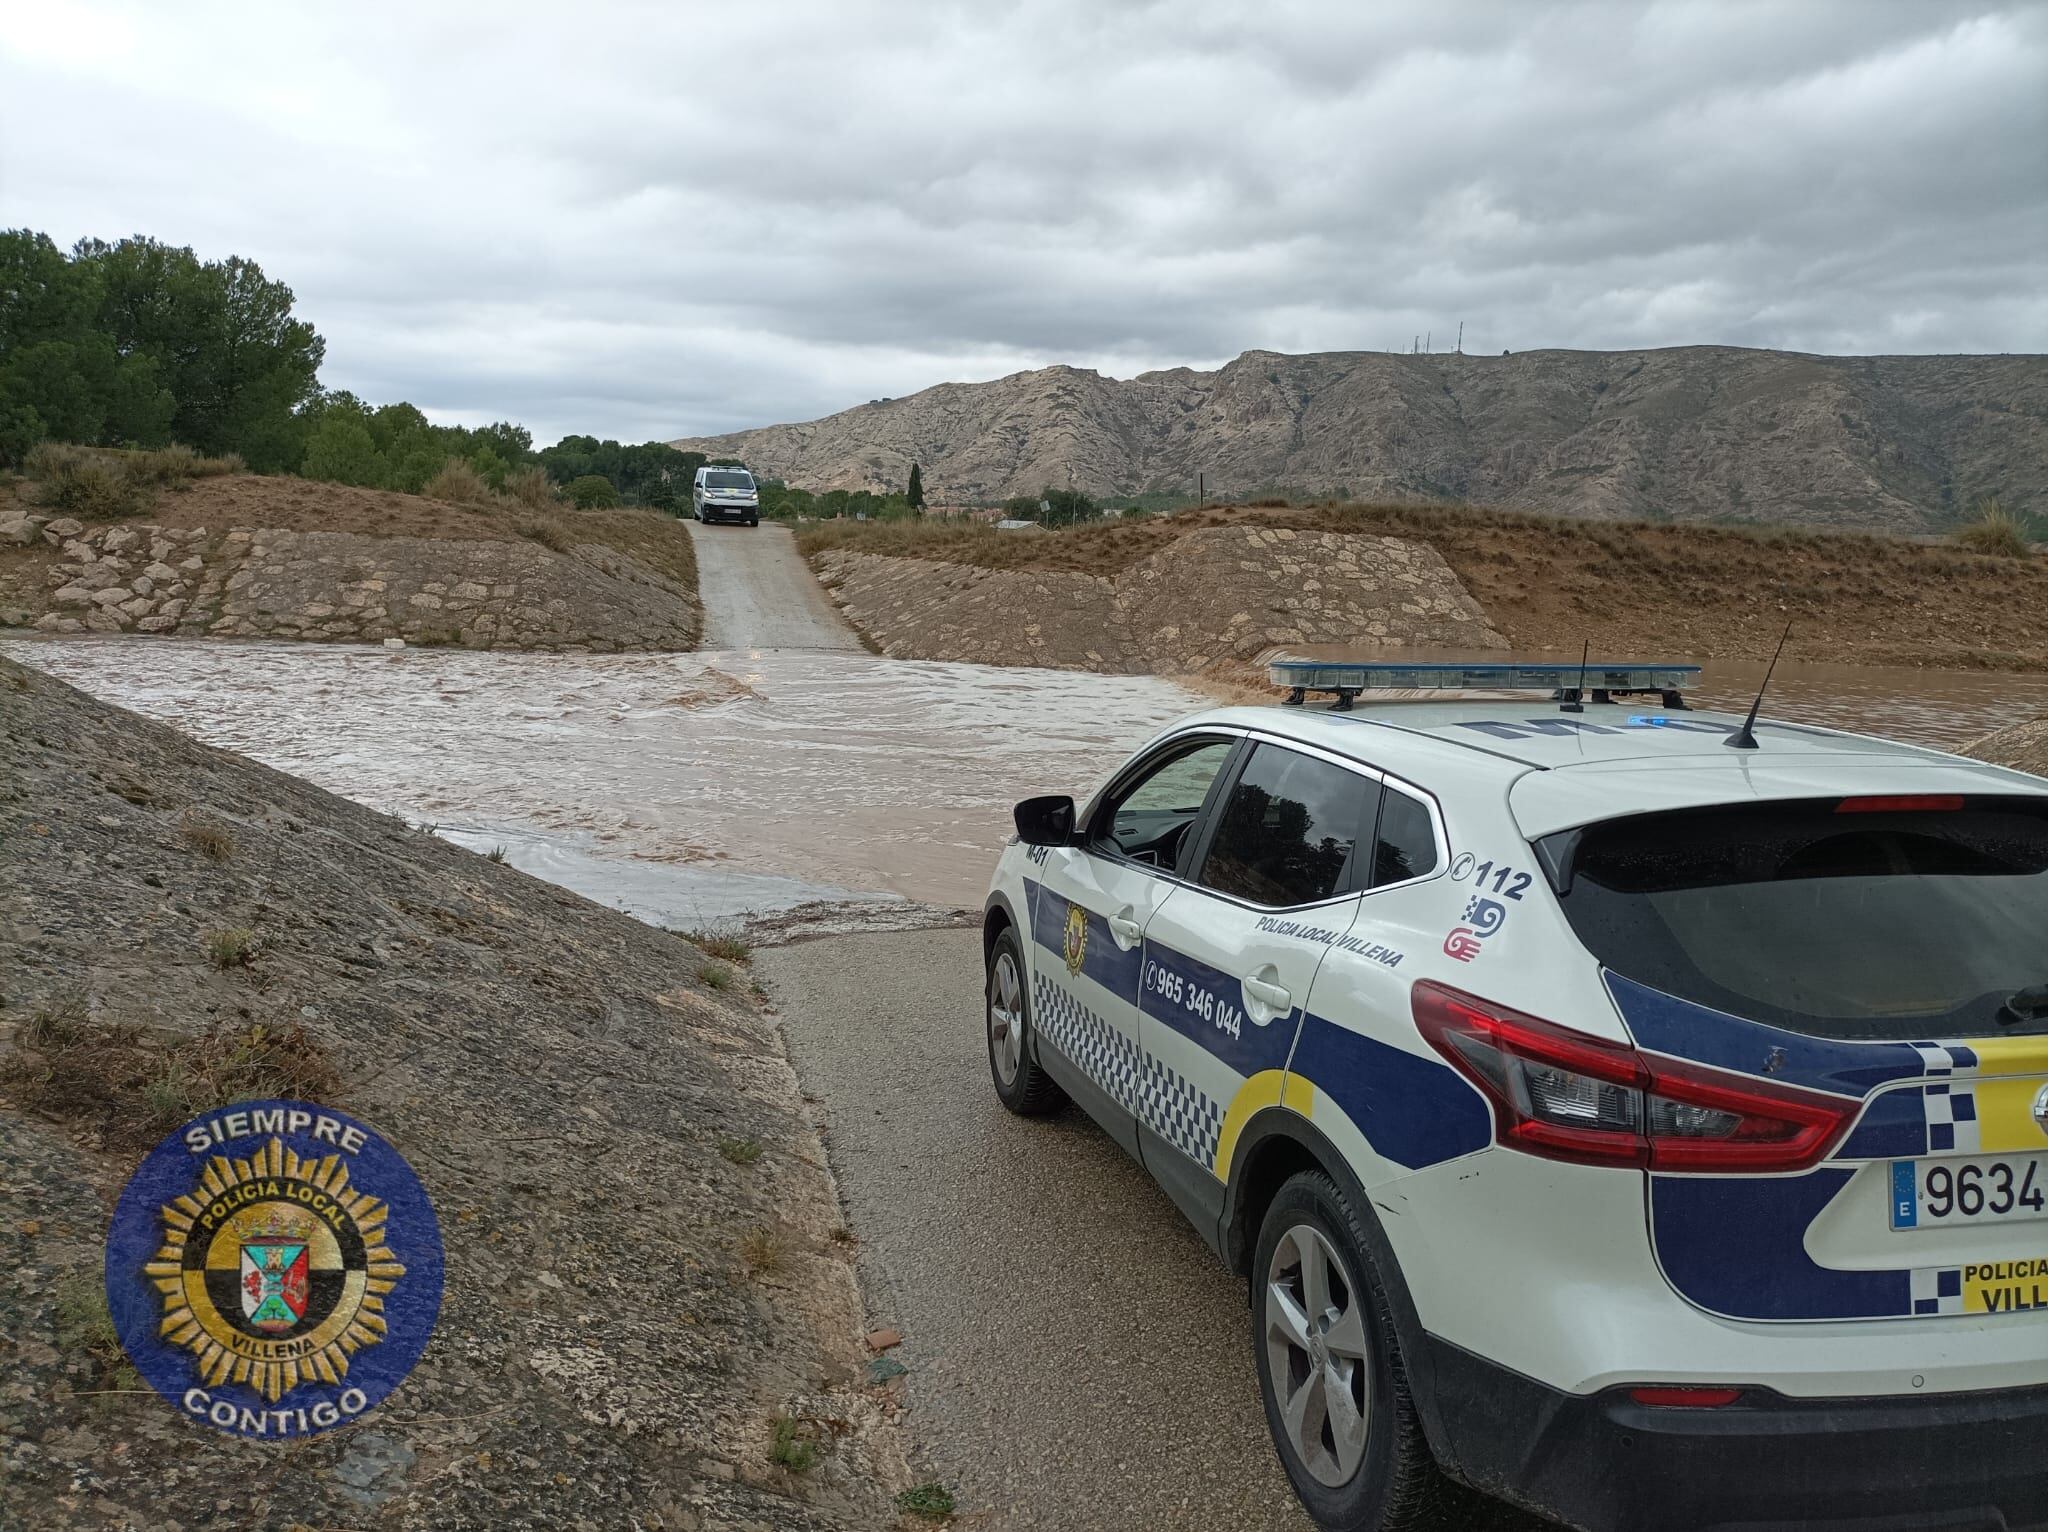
[1457, 321, 1464, 354]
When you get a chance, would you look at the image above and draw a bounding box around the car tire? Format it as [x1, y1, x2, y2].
[746, 515, 758, 526]
[985, 926, 1065, 1116]
[1251, 1171, 1446, 1531]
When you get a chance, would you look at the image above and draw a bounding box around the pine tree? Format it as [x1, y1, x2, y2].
[907, 462, 925, 509]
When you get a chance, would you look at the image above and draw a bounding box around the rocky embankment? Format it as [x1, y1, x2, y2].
[1963, 715, 2048, 778]
[2, 507, 698, 652]
[0, 656, 910, 1529]
[812, 526, 1505, 673]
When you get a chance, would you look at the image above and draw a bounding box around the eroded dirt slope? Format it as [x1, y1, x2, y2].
[0, 656, 908, 1529]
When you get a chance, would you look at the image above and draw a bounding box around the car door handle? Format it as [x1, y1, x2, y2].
[1243, 976, 1293, 1011]
[1108, 911, 1144, 948]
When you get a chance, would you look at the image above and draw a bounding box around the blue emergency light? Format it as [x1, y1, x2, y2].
[1268, 658, 1700, 712]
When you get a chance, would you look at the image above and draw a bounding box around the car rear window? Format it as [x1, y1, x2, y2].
[1545, 796, 2048, 1040]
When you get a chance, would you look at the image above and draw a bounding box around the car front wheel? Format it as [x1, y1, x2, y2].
[1252, 1171, 1446, 1531]
[985, 926, 1065, 1116]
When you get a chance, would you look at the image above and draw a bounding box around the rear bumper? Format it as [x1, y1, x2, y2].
[1427, 1336, 2048, 1531]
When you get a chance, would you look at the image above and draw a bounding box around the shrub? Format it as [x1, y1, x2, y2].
[506, 464, 559, 508]
[718, 1136, 764, 1165]
[567, 473, 620, 509]
[1953, 498, 2035, 558]
[424, 457, 494, 506]
[699, 961, 734, 992]
[25, 442, 146, 519]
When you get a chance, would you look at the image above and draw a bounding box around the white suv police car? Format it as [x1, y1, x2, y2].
[981, 689, 2048, 1532]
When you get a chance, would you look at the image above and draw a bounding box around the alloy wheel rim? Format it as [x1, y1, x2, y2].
[988, 951, 1024, 1085]
[1264, 1222, 1372, 1487]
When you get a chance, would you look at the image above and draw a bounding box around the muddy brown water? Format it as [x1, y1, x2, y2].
[5, 637, 2041, 925]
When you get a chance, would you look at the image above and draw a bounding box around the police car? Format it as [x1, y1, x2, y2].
[979, 661, 2048, 1532]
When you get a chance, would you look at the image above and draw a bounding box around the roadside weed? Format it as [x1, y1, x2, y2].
[768, 1412, 818, 1472]
[699, 962, 734, 992]
[204, 927, 255, 969]
[486, 845, 508, 863]
[682, 928, 753, 964]
[896, 1483, 956, 1519]
[718, 1136, 764, 1165]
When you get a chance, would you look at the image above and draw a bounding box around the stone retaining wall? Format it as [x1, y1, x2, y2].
[812, 526, 1506, 672]
[16, 515, 698, 652]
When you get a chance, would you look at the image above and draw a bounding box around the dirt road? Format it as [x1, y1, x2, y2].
[687, 519, 867, 650]
[763, 929, 1545, 1531]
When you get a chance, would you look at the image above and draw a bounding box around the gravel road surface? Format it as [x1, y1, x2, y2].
[687, 519, 867, 650]
[764, 928, 1550, 1531]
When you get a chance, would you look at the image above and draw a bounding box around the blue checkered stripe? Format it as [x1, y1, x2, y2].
[1922, 1081, 1982, 1154]
[1910, 1265, 1968, 1317]
[1033, 973, 1224, 1168]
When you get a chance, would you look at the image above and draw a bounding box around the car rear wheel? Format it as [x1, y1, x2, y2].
[1253, 1171, 1445, 1530]
[985, 927, 1065, 1115]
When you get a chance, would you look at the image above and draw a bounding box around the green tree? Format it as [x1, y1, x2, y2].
[907, 462, 925, 509]
[567, 473, 620, 508]
[77, 235, 323, 468]
[300, 417, 384, 486]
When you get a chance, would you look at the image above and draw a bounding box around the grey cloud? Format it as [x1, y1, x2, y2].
[2, 0, 2041, 445]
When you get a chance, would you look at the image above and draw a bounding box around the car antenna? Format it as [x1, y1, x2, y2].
[1560, 640, 1589, 713]
[1725, 621, 1793, 750]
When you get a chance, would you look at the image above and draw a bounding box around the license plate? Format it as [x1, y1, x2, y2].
[1890, 1153, 2048, 1229]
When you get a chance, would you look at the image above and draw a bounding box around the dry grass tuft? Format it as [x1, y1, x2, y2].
[424, 458, 495, 507]
[179, 813, 236, 861]
[682, 928, 753, 964]
[204, 926, 255, 969]
[505, 464, 561, 509]
[2, 1013, 338, 1153]
[717, 1136, 764, 1165]
[699, 961, 735, 992]
[738, 1226, 788, 1276]
[1953, 498, 2035, 558]
[516, 518, 574, 554]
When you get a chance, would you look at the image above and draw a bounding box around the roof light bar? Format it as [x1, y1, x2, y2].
[1269, 658, 1701, 711]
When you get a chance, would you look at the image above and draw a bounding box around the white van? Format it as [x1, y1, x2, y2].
[692, 466, 760, 525]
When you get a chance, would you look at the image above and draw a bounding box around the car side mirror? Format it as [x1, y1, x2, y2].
[1014, 794, 1077, 847]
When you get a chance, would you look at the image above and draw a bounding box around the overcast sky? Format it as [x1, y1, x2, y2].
[4, 1, 2044, 444]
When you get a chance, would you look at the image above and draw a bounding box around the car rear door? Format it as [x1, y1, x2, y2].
[1134, 738, 1383, 1228]
[1026, 734, 1241, 1155]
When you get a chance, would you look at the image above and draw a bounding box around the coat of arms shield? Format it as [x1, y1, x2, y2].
[240, 1236, 310, 1332]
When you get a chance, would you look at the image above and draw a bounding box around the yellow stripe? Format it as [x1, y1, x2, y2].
[1962, 1035, 2048, 1076]
[1973, 1077, 2048, 1153]
[1213, 1069, 1313, 1181]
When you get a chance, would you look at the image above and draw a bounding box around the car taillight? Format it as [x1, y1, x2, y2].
[1412, 982, 1855, 1173]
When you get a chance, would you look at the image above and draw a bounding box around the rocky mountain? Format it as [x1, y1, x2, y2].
[673, 346, 2048, 532]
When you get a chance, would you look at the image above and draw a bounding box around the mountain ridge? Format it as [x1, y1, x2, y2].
[672, 345, 2048, 532]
